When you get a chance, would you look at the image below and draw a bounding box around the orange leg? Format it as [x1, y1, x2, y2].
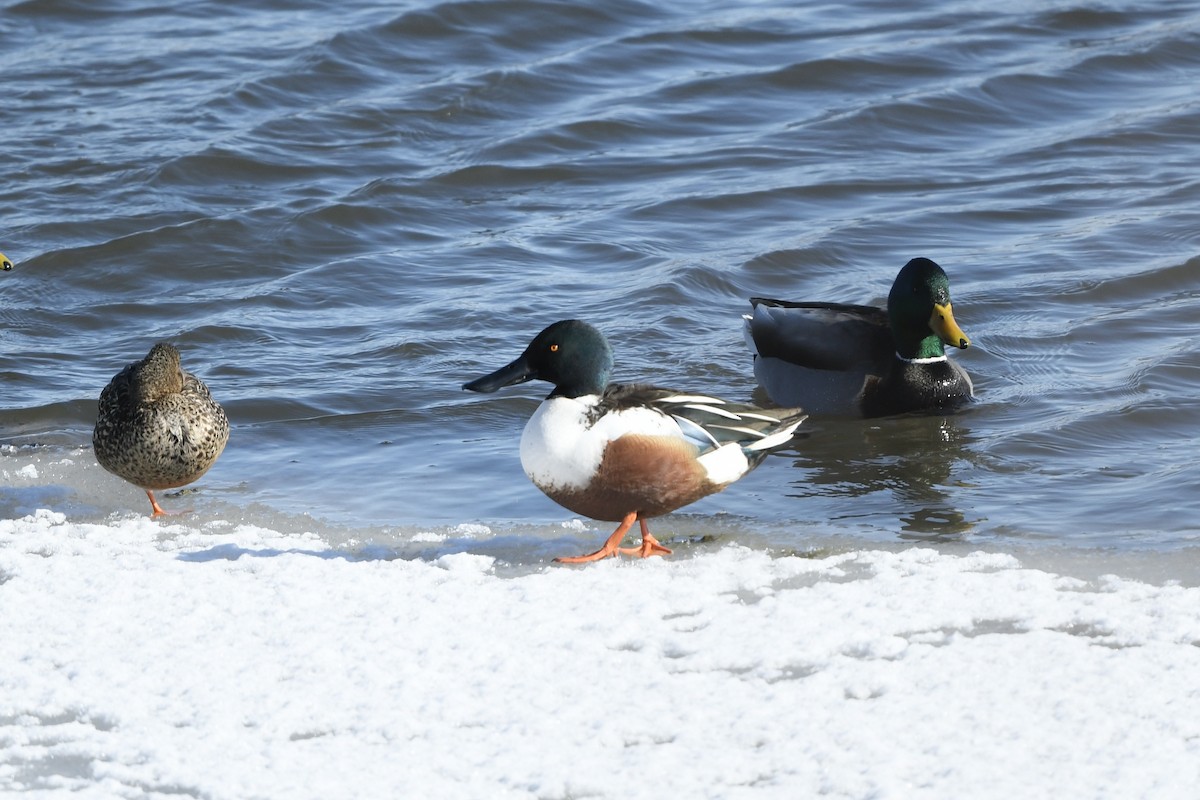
[555, 511, 638, 564]
[145, 489, 168, 517]
[556, 513, 674, 564]
[146, 489, 194, 518]
[618, 518, 672, 559]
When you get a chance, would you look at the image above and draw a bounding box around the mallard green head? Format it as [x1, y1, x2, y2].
[1, 252, 12, 271]
[463, 320, 615, 399]
[887, 257, 970, 360]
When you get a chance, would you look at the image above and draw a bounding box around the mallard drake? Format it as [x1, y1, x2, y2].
[744, 257, 973, 418]
[464, 320, 805, 563]
[93, 342, 230, 516]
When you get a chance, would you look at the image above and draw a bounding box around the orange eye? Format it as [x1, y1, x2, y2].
[549, 344, 559, 352]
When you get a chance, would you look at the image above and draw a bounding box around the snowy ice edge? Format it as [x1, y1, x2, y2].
[4, 507, 1200, 798]
[4, 507, 1200, 642]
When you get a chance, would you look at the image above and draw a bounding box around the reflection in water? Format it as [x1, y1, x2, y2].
[782, 413, 980, 541]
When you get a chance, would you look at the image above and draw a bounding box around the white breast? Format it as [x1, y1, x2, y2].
[519, 396, 681, 491]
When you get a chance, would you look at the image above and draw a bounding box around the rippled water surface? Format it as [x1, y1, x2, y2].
[2, 0, 1199, 555]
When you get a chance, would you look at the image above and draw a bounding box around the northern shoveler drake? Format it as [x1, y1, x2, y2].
[1, 252, 12, 271]
[744, 257, 973, 418]
[463, 319, 806, 563]
[93, 342, 230, 517]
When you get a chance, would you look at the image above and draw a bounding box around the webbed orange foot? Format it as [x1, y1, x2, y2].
[617, 520, 672, 558]
[555, 511, 639, 564]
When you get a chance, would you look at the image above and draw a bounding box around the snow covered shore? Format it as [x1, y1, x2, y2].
[2, 511, 1198, 798]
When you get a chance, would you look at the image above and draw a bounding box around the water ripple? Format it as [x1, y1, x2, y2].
[2, 0, 1199, 545]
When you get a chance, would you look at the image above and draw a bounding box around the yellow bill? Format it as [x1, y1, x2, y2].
[929, 302, 969, 349]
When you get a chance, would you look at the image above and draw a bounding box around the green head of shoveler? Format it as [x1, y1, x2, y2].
[887, 257, 970, 359]
[463, 319, 614, 399]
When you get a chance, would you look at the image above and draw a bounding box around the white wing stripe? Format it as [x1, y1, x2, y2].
[707, 424, 768, 438]
[745, 420, 804, 451]
[659, 394, 727, 405]
[734, 411, 786, 423]
[680, 403, 742, 420]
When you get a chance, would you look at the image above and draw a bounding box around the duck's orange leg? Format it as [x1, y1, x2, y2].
[145, 489, 169, 517]
[618, 519, 672, 558]
[555, 511, 638, 563]
[145, 489, 192, 518]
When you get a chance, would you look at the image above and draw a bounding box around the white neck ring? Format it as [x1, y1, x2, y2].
[896, 353, 948, 365]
